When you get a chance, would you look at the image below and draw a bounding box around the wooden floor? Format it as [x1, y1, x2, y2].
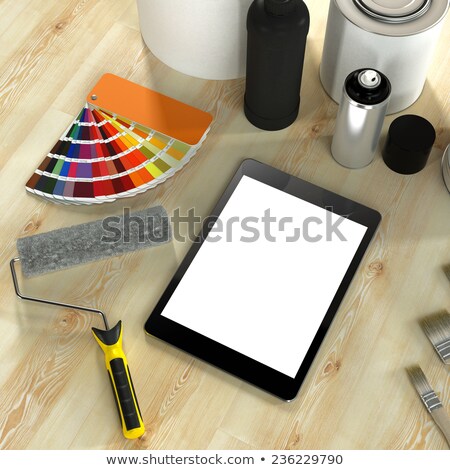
[0, 0, 449, 450]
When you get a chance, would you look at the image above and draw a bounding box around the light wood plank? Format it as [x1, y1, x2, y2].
[0, 0, 449, 450]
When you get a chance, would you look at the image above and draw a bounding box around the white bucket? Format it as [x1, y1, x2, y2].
[136, 0, 253, 80]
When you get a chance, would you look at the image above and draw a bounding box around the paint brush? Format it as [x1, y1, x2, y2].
[420, 310, 450, 365]
[407, 365, 450, 446]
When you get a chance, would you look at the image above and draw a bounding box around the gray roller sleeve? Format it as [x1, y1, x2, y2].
[17, 206, 171, 277]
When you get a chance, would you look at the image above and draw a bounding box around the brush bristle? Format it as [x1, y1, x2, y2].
[406, 365, 444, 414]
[406, 366, 443, 412]
[420, 310, 450, 364]
[407, 365, 433, 398]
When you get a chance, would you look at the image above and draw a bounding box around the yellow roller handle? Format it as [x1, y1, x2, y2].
[92, 320, 145, 439]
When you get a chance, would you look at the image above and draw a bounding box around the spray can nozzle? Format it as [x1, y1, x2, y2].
[358, 70, 381, 89]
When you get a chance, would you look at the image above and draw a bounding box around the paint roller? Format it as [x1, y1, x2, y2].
[9, 206, 171, 439]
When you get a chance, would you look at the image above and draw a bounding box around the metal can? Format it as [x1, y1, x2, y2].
[331, 68, 391, 169]
[320, 0, 449, 114]
[443, 144, 450, 193]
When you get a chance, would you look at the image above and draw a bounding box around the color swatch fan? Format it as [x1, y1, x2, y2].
[26, 74, 213, 204]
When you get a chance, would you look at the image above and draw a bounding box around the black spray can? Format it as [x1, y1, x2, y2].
[244, 0, 310, 131]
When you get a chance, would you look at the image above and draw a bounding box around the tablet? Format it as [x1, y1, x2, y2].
[145, 159, 381, 400]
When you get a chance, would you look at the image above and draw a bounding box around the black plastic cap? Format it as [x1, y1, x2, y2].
[92, 320, 122, 345]
[345, 69, 391, 106]
[382, 115, 436, 175]
[265, 0, 297, 16]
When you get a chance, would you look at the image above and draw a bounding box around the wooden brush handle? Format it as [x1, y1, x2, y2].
[431, 407, 450, 447]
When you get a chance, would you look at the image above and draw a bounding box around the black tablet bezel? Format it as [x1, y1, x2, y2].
[144, 159, 381, 400]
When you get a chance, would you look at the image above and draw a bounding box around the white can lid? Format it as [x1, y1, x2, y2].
[355, 0, 430, 22]
[336, 0, 448, 36]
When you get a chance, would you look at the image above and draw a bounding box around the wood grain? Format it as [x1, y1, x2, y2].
[0, 0, 449, 450]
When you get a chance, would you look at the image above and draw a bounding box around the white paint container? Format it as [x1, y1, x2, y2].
[136, 0, 253, 80]
[320, 0, 449, 114]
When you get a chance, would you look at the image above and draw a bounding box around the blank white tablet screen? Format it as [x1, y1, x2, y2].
[161, 176, 367, 378]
